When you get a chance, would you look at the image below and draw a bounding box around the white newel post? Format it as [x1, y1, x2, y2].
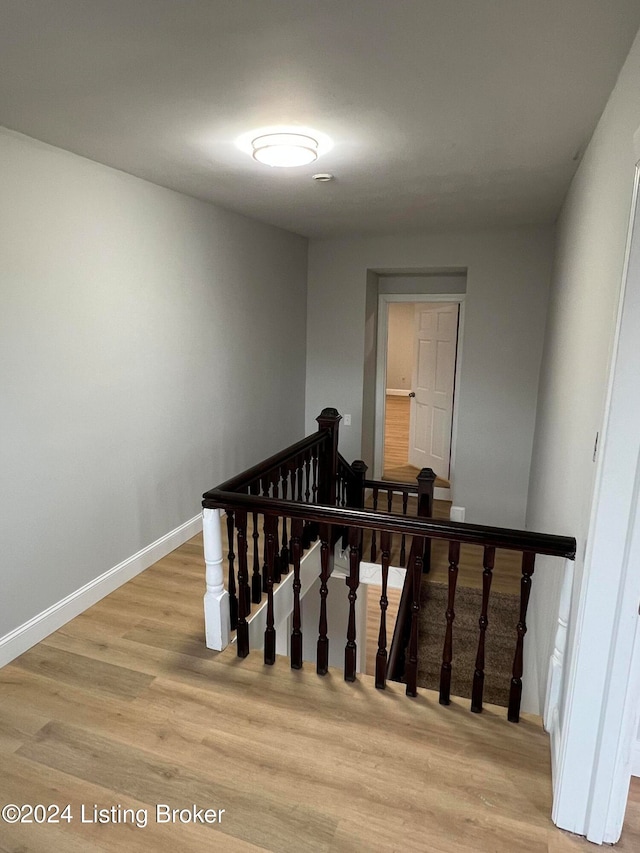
[203, 508, 230, 651]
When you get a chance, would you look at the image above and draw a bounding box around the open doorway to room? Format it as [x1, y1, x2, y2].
[375, 295, 464, 493]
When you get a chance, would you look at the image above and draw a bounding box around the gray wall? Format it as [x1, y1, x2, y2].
[0, 128, 308, 640]
[306, 227, 554, 528]
[525, 29, 640, 714]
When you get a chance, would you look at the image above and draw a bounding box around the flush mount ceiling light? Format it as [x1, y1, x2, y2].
[251, 133, 319, 167]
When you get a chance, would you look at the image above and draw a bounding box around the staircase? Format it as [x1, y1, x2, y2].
[202, 407, 576, 723]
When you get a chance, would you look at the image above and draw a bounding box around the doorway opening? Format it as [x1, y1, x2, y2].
[374, 294, 464, 494]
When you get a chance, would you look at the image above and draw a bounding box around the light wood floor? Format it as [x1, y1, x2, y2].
[383, 395, 449, 488]
[2, 535, 638, 852]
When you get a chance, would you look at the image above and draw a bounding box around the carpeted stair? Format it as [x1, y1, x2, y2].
[417, 580, 520, 708]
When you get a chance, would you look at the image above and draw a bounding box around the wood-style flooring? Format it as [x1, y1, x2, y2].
[2, 534, 639, 852]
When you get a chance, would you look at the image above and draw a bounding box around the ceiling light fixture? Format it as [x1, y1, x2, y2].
[251, 133, 319, 167]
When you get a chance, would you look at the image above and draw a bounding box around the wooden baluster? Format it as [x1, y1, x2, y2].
[264, 514, 278, 665]
[271, 471, 282, 584]
[387, 488, 393, 513]
[375, 531, 392, 689]
[344, 526, 361, 682]
[288, 461, 298, 555]
[244, 504, 252, 618]
[226, 511, 238, 631]
[311, 445, 319, 503]
[235, 509, 250, 658]
[290, 518, 304, 669]
[400, 490, 408, 567]
[308, 446, 320, 541]
[508, 552, 535, 723]
[340, 474, 349, 551]
[439, 541, 460, 705]
[251, 507, 262, 604]
[304, 450, 311, 503]
[317, 523, 332, 675]
[370, 487, 379, 562]
[300, 450, 313, 550]
[296, 456, 304, 502]
[280, 467, 290, 574]
[405, 536, 425, 697]
[471, 546, 495, 713]
[261, 475, 270, 593]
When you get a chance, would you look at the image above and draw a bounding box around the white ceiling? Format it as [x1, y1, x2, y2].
[1, 1, 639, 238]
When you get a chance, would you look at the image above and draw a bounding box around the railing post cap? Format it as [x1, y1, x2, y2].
[351, 459, 368, 474]
[417, 468, 437, 483]
[317, 407, 341, 423]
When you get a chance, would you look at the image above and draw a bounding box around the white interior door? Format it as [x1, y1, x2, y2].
[408, 303, 459, 478]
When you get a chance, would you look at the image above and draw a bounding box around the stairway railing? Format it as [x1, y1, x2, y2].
[202, 407, 576, 722]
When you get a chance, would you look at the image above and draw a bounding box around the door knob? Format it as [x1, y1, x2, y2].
[409, 392, 416, 397]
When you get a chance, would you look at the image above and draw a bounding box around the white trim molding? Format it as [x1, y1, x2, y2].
[544, 560, 575, 781]
[0, 513, 202, 668]
[552, 167, 640, 844]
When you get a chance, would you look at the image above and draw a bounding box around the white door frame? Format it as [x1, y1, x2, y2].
[374, 293, 465, 483]
[551, 165, 640, 843]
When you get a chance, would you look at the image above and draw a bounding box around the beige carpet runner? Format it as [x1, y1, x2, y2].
[417, 581, 520, 708]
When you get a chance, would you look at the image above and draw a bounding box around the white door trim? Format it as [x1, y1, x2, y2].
[551, 165, 640, 843]
[374, 293, 465, 485]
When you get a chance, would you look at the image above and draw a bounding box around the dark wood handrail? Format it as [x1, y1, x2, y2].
[204, 431, 326, 495]
[202, 491, 576, 558]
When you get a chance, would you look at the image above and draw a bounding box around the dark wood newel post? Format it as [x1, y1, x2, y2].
[347, 460, 368, 508]
[417, 468, 436, 573]
[316, 408, 341, 506]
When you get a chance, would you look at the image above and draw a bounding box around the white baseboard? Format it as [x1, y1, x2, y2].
[0, 513, 203, 668]
[386, 388, 411, 397]
[632, 739, 640, 778]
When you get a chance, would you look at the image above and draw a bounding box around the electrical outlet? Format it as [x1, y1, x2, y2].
[344, 414, 352, 426]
